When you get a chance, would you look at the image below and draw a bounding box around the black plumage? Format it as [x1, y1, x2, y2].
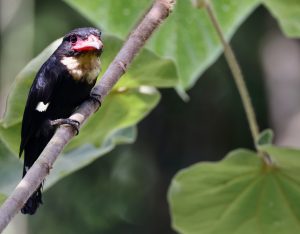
[19, 27, 103, 215]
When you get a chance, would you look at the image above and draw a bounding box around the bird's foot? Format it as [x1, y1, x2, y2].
[50, 118, 80, 135]
[89, 92, 102, 112]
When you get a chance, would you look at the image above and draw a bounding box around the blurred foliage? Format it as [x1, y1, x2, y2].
[0, 0, 300, 234]
[30, 147, 159, 234]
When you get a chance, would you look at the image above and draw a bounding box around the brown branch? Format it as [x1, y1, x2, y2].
[0, 0, 175, 231]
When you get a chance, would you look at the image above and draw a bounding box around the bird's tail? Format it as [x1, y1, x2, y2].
[21, 185, 43, 215]
[21, 132, 52, 215]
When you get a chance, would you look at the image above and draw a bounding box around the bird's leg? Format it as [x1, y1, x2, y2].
[89, 92, 102, 112]
[50, 118, 80, 135]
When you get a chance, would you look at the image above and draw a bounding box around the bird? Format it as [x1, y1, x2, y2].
[19, 27, 103, 215]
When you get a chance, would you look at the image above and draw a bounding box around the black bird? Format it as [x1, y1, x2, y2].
[19, 27, 103, 215]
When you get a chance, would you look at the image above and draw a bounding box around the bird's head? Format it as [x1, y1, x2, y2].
[57, 28, 104, 83]
[58, 27, 103, 57]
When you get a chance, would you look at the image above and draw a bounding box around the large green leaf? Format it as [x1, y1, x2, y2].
[0, 34, 177, 196]
[168, 147, 300, 234]
[64, 0, 261, 88]
[263, 0, 300, 38]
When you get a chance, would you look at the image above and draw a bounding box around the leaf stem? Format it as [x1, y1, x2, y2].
[205, 2, 259, 143]
[202, 1, 272, 164]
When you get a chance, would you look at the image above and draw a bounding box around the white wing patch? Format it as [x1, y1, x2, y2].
[36, 102, 50, 112]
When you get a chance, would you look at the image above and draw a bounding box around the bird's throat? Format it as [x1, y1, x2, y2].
[60, 54, 101, 84]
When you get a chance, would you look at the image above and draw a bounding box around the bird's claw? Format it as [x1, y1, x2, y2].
[90, 92, 102, 112]
[50, 118, 80, 135]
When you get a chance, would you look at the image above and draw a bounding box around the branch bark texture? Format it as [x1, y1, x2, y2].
[0, 0, 175, 231]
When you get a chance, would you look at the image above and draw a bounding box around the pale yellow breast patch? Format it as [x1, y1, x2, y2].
[61, 54, 101, 84]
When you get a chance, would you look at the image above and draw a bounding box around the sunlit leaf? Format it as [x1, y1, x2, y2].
[64, 0, 261, 88]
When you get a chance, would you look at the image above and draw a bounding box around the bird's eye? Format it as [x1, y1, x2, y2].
[70, 35, 77, 44]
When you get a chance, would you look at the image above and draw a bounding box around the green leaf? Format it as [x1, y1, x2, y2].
[64, 0, 261, 88]
[263, 0, 300, 38]
[257, 129, 274, 146]
[0, 34, 173, 193]
[168, 147, 300, 234]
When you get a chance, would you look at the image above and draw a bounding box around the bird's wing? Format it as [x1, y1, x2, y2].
[19, 57, 60, 157]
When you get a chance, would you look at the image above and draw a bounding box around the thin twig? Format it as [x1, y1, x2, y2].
[0, 0, 175, 231]
[202, 1, 272, 165]
[205, 2, 260, 143]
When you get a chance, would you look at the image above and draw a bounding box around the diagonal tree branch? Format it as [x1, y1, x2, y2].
[0, 0, 175, 231]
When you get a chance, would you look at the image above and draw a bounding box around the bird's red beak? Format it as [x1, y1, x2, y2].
[72, 35, 103, 52]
